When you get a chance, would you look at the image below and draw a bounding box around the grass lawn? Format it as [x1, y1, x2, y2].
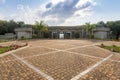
[0, 45, 24, 54]
[0, 39, 10, 43]
[100, 44, 120, 53]
[0, 47, 10, 54]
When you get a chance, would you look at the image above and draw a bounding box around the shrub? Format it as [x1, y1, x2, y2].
[32, 34, 37, 38]
[21, 36, 25, 40]
[112, 45, 116, 47]
[90, 34, 94, 39]
[101, 43, 104, 47]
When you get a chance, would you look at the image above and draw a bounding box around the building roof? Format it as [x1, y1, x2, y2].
[93, 27, 110, 31]
[14, 28, 32, 32]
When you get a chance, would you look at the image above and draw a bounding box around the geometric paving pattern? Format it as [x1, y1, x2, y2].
[0, 40, 120, 80]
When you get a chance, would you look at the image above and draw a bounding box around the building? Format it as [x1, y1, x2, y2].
[14, 28, 33, 39]
[14, 26, 110, 39]
[0, 33, 16, 39]
[93, 27, 110, 39]
[48, 26, 86, 39]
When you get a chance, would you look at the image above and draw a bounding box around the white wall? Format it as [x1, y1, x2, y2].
[94, 31, 108, 39]
[17, 32, 32, 39]
[0, 34, 16, 39]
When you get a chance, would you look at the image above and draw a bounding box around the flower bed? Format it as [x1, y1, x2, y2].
[99, 43, 120, 53]
[0, 43, 28, 54]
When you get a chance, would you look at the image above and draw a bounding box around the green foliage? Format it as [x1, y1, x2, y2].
[32, 34, 37, 38]
[21, 36, 26, 40]
[96, 21, 106, 28]
[0, 45, 26, 54]
[33, 21, 48, 38]
[85, 23, 96, 32]
[106, 21, 120, 40]
[0, 47, 10, 54]
[90, 34, 94, 39]
[0, 39, 9, 43]
[85, 22, 96, 38]
[0, 20, 26, 35]
[17, 21, 25, 27]
[100, 45, 120, 53]
[34, 21, 48, 32]
[0, 19, 120, 40]
[0, 20, 8, 34]
[92, 20, 120, 40]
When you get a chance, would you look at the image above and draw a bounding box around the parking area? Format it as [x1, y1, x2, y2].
[0, 40, 120, 80]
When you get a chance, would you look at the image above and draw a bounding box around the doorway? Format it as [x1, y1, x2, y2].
[59, 34, 64, 39]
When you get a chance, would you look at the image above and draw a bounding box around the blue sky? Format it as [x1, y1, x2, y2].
[0, 0, 120, 26]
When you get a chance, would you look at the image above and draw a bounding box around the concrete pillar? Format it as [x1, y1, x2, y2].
[82, 29, 84, 38]
[57, 32, 59, 39]
[72, 32, 74, 39]
[79, 32, 81, 38]
[52, 32, 53, 39]
[70, 32, 72, 39]
[55, 32, 57, 39]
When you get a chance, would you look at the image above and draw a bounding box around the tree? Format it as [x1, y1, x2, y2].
[85, 22, 96, 38]
[0, 20, 23, 35]
[34, 21, 48, 38]
[7, 20, 18, 33]
[17, 21, 25, 27]
[96, 21, 106, 28]
[107, 21, 120, 40]
[0, 20, 8, 34]
[112, 21, 120, 40]
[106, 21, 114, 28]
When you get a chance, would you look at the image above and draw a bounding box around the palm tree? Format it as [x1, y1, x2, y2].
[34, 21, 48, 38]
[85, 22, 96, 38]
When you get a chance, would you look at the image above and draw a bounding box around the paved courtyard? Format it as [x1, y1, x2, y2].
[0, 40, 120, 80]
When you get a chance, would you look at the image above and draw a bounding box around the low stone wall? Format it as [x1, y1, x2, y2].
[0, 35, 16, 39]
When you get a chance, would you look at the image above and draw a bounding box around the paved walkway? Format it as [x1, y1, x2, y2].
[0, 40, 120, 80]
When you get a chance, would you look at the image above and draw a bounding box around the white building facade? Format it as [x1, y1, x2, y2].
[14, 28, 32, 39]
[93, 28, 110, 39]
[14, 27, 110, 39]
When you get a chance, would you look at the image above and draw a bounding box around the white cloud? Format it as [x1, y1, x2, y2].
[37, 0, 96, 25]
[0, 13, 4, 19]
[75, 0, 96, 8]
[9, 4, 40, 24]
[74, 4, 94, 17]
[6, 0, 97, 25]
[50, 0, 64, 4]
